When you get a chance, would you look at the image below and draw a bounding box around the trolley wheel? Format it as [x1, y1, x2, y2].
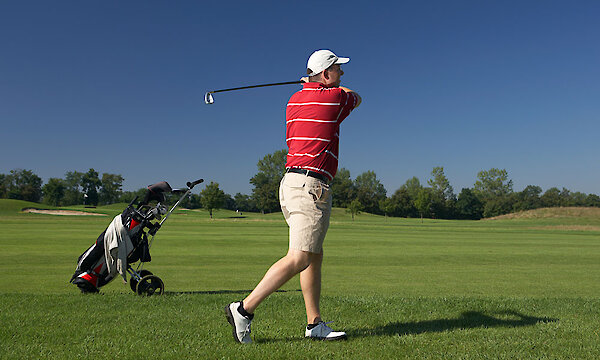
[136, 275, 164, 296]
[129, 270, 153, 293]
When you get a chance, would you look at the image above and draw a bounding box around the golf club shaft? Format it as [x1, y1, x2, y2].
[208, 80, 302, 94]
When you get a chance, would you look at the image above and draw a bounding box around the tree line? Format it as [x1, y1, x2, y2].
[3, 152, 599, 220]
[0, 169, 229, 218]
[245, 150, 600, 220]
[1, 169, 124, 206]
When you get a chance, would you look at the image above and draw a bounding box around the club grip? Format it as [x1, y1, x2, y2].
[187, 179, 204, 189]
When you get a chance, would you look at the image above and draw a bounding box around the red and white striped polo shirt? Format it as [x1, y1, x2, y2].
[285, 82, 360, 181]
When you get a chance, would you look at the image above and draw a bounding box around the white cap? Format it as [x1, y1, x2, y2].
[306, 49, 350, 76]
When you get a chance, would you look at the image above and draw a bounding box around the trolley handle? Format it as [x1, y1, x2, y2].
[186, 179, 204, 189]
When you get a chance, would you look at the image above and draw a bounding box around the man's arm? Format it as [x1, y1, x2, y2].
[339, 86, 362, 108]
[300, 77, 362, 108]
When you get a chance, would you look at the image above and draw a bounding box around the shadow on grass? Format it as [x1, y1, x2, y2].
[164, 289, 301, 295]
[256, 311, 556, 344]
[349, 310, 558, 338]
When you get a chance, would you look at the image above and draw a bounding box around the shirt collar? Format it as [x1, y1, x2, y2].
[303, 82, 328, 89]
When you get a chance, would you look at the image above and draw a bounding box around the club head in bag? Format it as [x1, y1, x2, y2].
[204, 92, 214, 105]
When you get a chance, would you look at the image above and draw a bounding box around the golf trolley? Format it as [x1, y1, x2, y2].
[70, 179, 203, 296]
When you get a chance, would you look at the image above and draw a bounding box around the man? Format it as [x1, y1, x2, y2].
[225, 49, 362, 344]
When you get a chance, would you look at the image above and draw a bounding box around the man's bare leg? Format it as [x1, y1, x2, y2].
[300, 252, 323, 324]
[243, 249, 311, 314]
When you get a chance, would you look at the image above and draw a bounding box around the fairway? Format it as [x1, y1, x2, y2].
[1, 200, 600, 359]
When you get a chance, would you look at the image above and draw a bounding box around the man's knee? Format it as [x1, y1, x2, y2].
[286, 250, 312, 271]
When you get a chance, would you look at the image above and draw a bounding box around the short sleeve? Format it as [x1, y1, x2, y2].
[337, 90, 359, 123]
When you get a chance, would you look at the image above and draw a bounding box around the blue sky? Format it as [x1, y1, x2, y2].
[1, 1, 598, 196]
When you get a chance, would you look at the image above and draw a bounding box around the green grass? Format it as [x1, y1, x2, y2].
[1, 200, 600, 359]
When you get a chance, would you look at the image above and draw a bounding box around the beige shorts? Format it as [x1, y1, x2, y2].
[279, 172, 332, 254]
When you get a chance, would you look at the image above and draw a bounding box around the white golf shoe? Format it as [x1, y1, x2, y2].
[224, 302, 253, 344]
[305, 321, 347, 341]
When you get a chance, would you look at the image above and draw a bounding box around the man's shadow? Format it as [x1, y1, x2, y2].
[349, 310, 557, 338]
[253, 310, 556, 344]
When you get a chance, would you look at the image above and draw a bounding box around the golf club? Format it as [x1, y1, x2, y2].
[205, 80, 302, 104]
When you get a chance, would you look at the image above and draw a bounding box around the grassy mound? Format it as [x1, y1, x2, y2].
[487, 207, 600, 220]
[0, 199, 54, 215]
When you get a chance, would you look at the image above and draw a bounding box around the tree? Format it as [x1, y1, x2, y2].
[540, 187, 561, 208]
[234, 193, 256, 212]
[401, 176, 422, 200]
[119, 187, 149, 204]
[251, 172, 280, 214]
[99, 173, 124, 205]
[569, 191, 588, 207]
[42, 178, 66, 206]
[414, 187, 433, 222]
[63, 171, 84, 205]
[513, 185, 542, 212]
[0, 174, 7, 198]
[250, 150, 286, 214]
[428, 167, 454, 201]
[557, 187, 589, 207]
[223, 194, 236, 210]
[456, 188, 483, 220]
[559, 187, 573, 206]
[445, 197, 458, 219]
[379, 197, 397, 220]
[81, 169, 101, 206]
[348, 198, 363, 221]
[200, 182, 225, 219]
[473, 168, 513, 201]
[586, 194, 600, 207]
[483, 197, 513, 218]
[6, 169, 43, 202]
[473, 168, 514, 217]
[353, 170, 386, 214]
[189, 194, 202, 209]
[330, 168, 355, 208]
[390, 187, 417, 218]
[427, 166, 455, 219]
[172, 190, 200, 209]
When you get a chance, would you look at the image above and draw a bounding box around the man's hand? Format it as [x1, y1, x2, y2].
[300, 77, 309, 83]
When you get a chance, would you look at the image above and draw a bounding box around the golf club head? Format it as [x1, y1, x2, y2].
[204, 92, 214, 105]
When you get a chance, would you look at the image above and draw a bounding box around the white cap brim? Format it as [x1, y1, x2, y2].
[335, 57, 350, 64]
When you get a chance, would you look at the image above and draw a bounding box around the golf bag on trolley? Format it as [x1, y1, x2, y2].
[70, 179, 203, 296]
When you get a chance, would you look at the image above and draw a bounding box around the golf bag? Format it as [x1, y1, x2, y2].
[70, 179, 202, 295]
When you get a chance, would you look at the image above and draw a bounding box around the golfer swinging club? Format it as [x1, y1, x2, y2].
[225, 49, 362, 343]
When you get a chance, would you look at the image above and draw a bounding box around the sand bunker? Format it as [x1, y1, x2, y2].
[23, 208, 107, 216]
